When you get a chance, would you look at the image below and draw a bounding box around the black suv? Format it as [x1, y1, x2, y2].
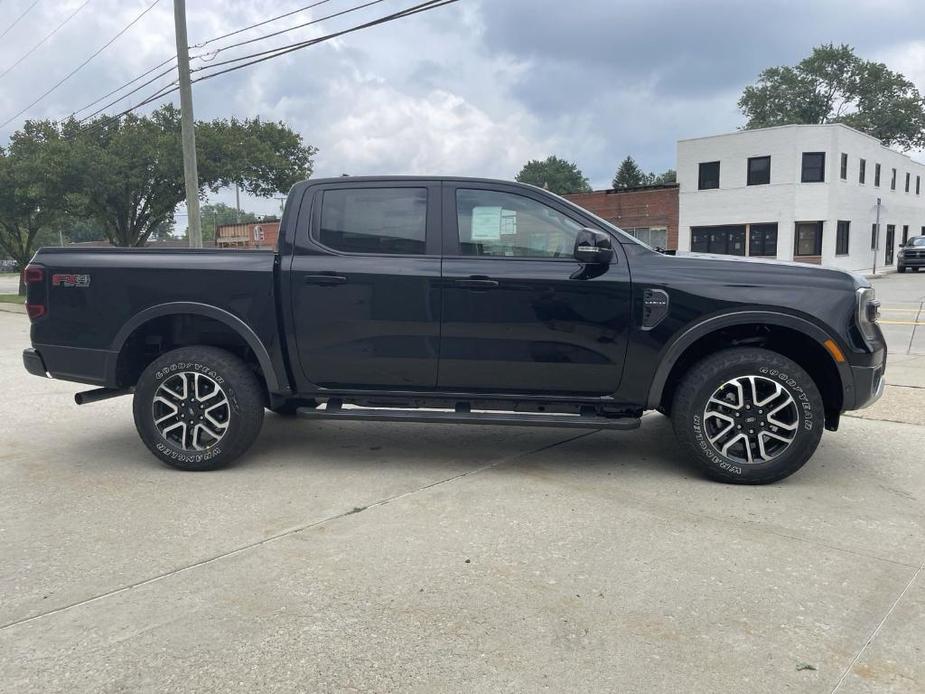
[22, 177, 886, 483]
[898, 236, 925, 272]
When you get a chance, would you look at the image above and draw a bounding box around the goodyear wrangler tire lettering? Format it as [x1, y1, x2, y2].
[672, 347, 824, 485]
[133, 346, 264, 472]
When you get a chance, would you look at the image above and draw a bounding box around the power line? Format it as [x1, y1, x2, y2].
[71, 55, 175, 118]
[192, 0, 459, 80]
[0, 0, 93, 81]
[76, 64, 177, 122]
[191, 0, 387, 60]
[68, 0, 369, 126]
[192, 0, 336, 48]
[0, 0, 41, 41]
[80, 0, 461, 130]
[0, 0, 163, 130]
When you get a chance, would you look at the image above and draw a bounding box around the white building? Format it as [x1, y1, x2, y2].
[677, 123, 925, 273]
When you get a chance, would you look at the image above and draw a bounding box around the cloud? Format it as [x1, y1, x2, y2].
[1, 0, 923, 218]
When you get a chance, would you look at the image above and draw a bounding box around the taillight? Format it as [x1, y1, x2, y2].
[23, 263, 46, 321]
[24, 265, 44, 284]
[26, 303, 46, 319]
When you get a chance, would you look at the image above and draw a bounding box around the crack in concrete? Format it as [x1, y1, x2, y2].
[830, 556, 925, 693]
[0, 429, 597, 633]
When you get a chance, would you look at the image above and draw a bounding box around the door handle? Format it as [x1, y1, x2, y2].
[303, 274, 347, 286]
[454, 278, 499, 289]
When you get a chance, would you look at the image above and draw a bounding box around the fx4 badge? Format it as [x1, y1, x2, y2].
[52, 273, 91, 288]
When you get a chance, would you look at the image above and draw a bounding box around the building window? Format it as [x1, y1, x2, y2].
[748, 223, 778, 257]
[801, 152, 825, 183]
[859, 158, 866, 184]
[902, 225, 909, 245]
[905, 172, 911, 192]
[690, 225, 745, 256]
[874, 163, 881, 187]
[871, 224, 878, 249]
[794, 221, 823, 256]
[746, 156, 770, 186]
[840, 153, 848, 180]
[918, 176, 922, 195]
[627, 227, 668, 249]
[836, 220, 850, 255]
[891, 168, 897, 190]
[319, 187, 427, 255]
[698, 161, 720, 190]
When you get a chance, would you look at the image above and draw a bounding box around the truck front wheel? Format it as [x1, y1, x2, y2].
[132, 346, 265, 471]
[670, 347, 824, 484]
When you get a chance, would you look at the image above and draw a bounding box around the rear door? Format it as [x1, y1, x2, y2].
[437, 182, 632, 395]
[288, 180, 442, 389]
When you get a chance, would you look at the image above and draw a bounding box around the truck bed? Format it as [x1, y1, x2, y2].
[27, 247, 281, 388]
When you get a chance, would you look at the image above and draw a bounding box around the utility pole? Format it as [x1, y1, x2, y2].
[173, 0, 202, 248]
[235, 182, 241, 223]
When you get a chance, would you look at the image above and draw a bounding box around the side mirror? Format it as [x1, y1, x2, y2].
[573, 228, 613, 265]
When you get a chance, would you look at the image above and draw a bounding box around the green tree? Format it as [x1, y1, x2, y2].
[198, 202, 259, 243]
[739, 43, 925, 150]
[652, 168, 676, 184]
[61, 105, 315, 246]
[515, 156, 591, 195]
[0, 122, 69, 294]
[612, 156, 647, 188]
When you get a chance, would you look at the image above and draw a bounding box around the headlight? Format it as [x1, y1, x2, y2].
[898, 248, 905, 257]
[856, 287, 880, 344]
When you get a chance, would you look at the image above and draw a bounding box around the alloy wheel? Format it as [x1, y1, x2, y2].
[702, 375, 799, 464]
[152, 371, 230, 450]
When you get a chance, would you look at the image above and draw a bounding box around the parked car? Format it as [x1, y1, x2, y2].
[21, 177, 886, 483]
[897, 236, 925, 273]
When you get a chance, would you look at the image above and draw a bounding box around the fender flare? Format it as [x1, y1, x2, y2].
[646, 310, 852, 409]
[108, 301, 289, 394]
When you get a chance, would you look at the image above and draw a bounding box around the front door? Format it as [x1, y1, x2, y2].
[289, 181, 442, 389]
[885, 224, 895, 265]
[438, 183, 631, 395]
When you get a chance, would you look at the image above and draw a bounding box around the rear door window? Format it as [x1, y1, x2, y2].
[318, 188, 427, 255]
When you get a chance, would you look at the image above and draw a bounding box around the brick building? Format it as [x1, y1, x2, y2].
[214, 220, 280, 249]
[565, 183, 679, 250]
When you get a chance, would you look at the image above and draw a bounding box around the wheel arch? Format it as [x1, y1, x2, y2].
[108, 302, 288, 394]
[648, 311, 852, 425]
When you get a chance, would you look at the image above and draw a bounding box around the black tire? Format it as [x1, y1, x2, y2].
[914, 267, 920, 273]
[898, 265, 906, 273]
[671, 347, 824, 484]
[133, 346, 265, 471]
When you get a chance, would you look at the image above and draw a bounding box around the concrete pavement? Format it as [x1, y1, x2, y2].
[0, 279, 923, 693]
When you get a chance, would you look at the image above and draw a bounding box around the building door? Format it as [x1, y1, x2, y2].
[902, 225, 909, 245]
[885, 225, 895, 265]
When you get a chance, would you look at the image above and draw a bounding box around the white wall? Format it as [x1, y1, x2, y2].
[677, 124, 925, 273]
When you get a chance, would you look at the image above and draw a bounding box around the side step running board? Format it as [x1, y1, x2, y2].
[297, 405, 640, 430]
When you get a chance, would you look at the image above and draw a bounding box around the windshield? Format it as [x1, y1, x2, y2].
[909, 237, 925, 247]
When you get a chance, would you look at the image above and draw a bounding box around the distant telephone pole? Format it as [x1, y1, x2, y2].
[173, 0, 202, 248]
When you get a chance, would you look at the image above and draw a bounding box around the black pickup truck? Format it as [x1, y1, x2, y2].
[22, 177, 886, 483]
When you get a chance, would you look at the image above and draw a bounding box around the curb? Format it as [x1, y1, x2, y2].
[0, 303, 26, 315]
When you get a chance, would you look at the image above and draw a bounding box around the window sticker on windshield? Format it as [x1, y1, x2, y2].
[471, 206, 502, 240]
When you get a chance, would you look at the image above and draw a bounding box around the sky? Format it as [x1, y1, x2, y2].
[1, 0, 924, 223]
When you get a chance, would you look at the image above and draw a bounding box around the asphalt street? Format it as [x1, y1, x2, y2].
[0, 272, 922, 693]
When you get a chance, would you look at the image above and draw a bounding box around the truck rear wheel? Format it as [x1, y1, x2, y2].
[133, 346, 265, 471]
[670, 347, 824, 484]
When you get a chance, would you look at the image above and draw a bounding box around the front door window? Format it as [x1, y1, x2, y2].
[456, 189, 582, 258]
